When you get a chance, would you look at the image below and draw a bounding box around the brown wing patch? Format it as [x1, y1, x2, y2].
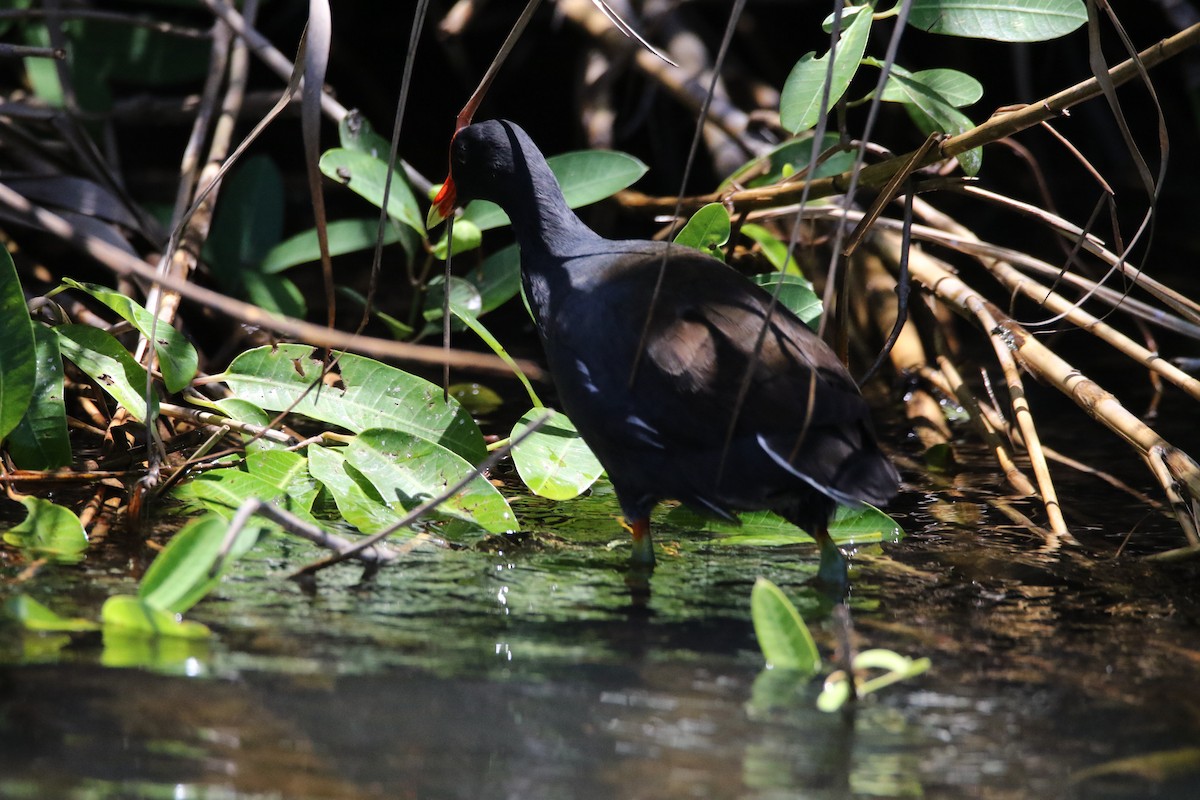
[647, 316, 716, 392]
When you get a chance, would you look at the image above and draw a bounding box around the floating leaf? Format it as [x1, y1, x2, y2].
[511, 409, 604, 501]
[909, 0, 1086, 42]
[780, 6, 872, 134]
[0, 246, 36, 441]
[673, 503, 902, 548]
[673, 203, 731, 260]
[3, 496, 88, 563]
[55, 323, 159, 421]
[219, 344, 486, 463]
[63, 279, 198, 393]
[4, 594, 98, 632]
[101, 595, 210, 639]
[344, 427, 515, 534]
[6, 324, 71, 469]
[751, 577, 821, 673]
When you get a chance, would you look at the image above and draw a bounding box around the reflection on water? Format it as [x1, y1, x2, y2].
[3, 452, 1200, 799]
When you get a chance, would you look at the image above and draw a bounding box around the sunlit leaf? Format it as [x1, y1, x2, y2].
[6, 324, 71, 469]
[751, 272, 823, 328]
[909, 0, 1086, 42]
[344, 427, 516, 534]
[219, 344, 486, 463]
[722, 134, 854, 190]
[0, 246, 36, 441]
[466, 243, 523, 315]
[320, 148, 425, 235]
[673, 503, 902, 548]
[55, 324, 159, 421]
[245, 449, 319, 511]
[4, 594, 98, 632]
[511, 409, 604, 501]
[780, 6, 872, 134]
[3, 496, 88, 563]
[63, 279, 198, 393]
[139, 513, 264, 614]
[308, 444, 404, 534]
[880, 67, 983, 108]
[260, 217, 413, 274]
[674, 203, 731, 260]
[462, 150, 647, 232]
[423, 276, 483, 322]
[101, 595, 210, 639]
[751, 577, 821, 673]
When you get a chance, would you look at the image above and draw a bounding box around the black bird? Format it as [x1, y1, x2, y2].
[438, 119, 898, 590]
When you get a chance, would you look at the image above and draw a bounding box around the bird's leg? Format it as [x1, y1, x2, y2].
[811, 523, 849, 601]
[626, 516, 656, 568]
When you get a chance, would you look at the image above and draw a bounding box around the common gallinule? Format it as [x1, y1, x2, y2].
[438, 119, 899, 590]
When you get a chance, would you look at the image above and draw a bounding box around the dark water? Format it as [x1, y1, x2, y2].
[3, 453, 1200, 799]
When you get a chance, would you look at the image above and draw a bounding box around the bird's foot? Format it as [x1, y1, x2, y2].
[623, 516, 656, 569]
[813, 537, 850, 604]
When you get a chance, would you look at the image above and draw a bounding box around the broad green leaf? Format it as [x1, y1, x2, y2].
[0, 246, 36, 440]
[909, 0, 1086, 42]
[260, 218, 412, 274]
[101, 595, 210, 639]
[55, 324, 159, 421]
[3, 496, 88, 562]
[246, 449, 319, 511]
[511, 409, 604, 501]
[63, 279, 198, 393]
[462, 150, 647, 232]
[780, 6, 872, 134]
[671, 503, 902, 548]
[139, 513, 263, 614]
[751, 272, 823, 328]
[892, 83, 982, 175]
[448, 303, 542, 410]
[344, 427, 516, 534]
[6, 324, 71, 469]
[449, 383, 503, 416]
[673, 203, 730, 259]
[212, 397, 282, 453]
[219, 344, 486, 463]
[4, 594, 98, 632]
[466, 243, 523, 315]
[173, 469, 317, 526]
[338, 111, 393, 161]
[320, 148, 425, 235]
[741, 224, 804, 275]
[308, 444, 402, 534]
[751, 578, 821, 673]
[721, 134, 854, 190]
[879, 67, 983, 108]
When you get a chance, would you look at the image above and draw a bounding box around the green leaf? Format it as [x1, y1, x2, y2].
[6, 324, 71, 469]
[880, 68, 982, 175]
[674, 503, 902, 548]
[139, 513, 262, 614]
[879, 67, 983, 108]
[461, 150, 647, 232]
[337, 286, 414, 340]
[320, 148, 425, 235]
[751, 272, 823, 328]
[780, 6, 873, 134]
[308, 444, 402, 534]
[447, 303, 542, 410]
[4, 594, 99, 632]
[63, 279, 198, 393]
[432, 218, 483, 260]
[338, 111, 393, 161]
[3, 496, 88, 563]
[423, 276, 483, 323]
[173, 469, 316, 526]
[219, 344, 487, 463]
[909, 0, 1086, 42]
[673, 203, 730, 260]
[511, 409, 604, 501]
[466, 243, 523, 315]
[260, 218, 413, 274]
[750, 578, 821, 673]
[245, 449, 319, 511]
[101, 595, 210, 639]
[0, 246, 36, 441]
[55, 323, 159, 421]
[344, 427, 516, 534]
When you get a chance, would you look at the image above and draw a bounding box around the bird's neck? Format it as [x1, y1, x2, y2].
[503, 170, 601, 265]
